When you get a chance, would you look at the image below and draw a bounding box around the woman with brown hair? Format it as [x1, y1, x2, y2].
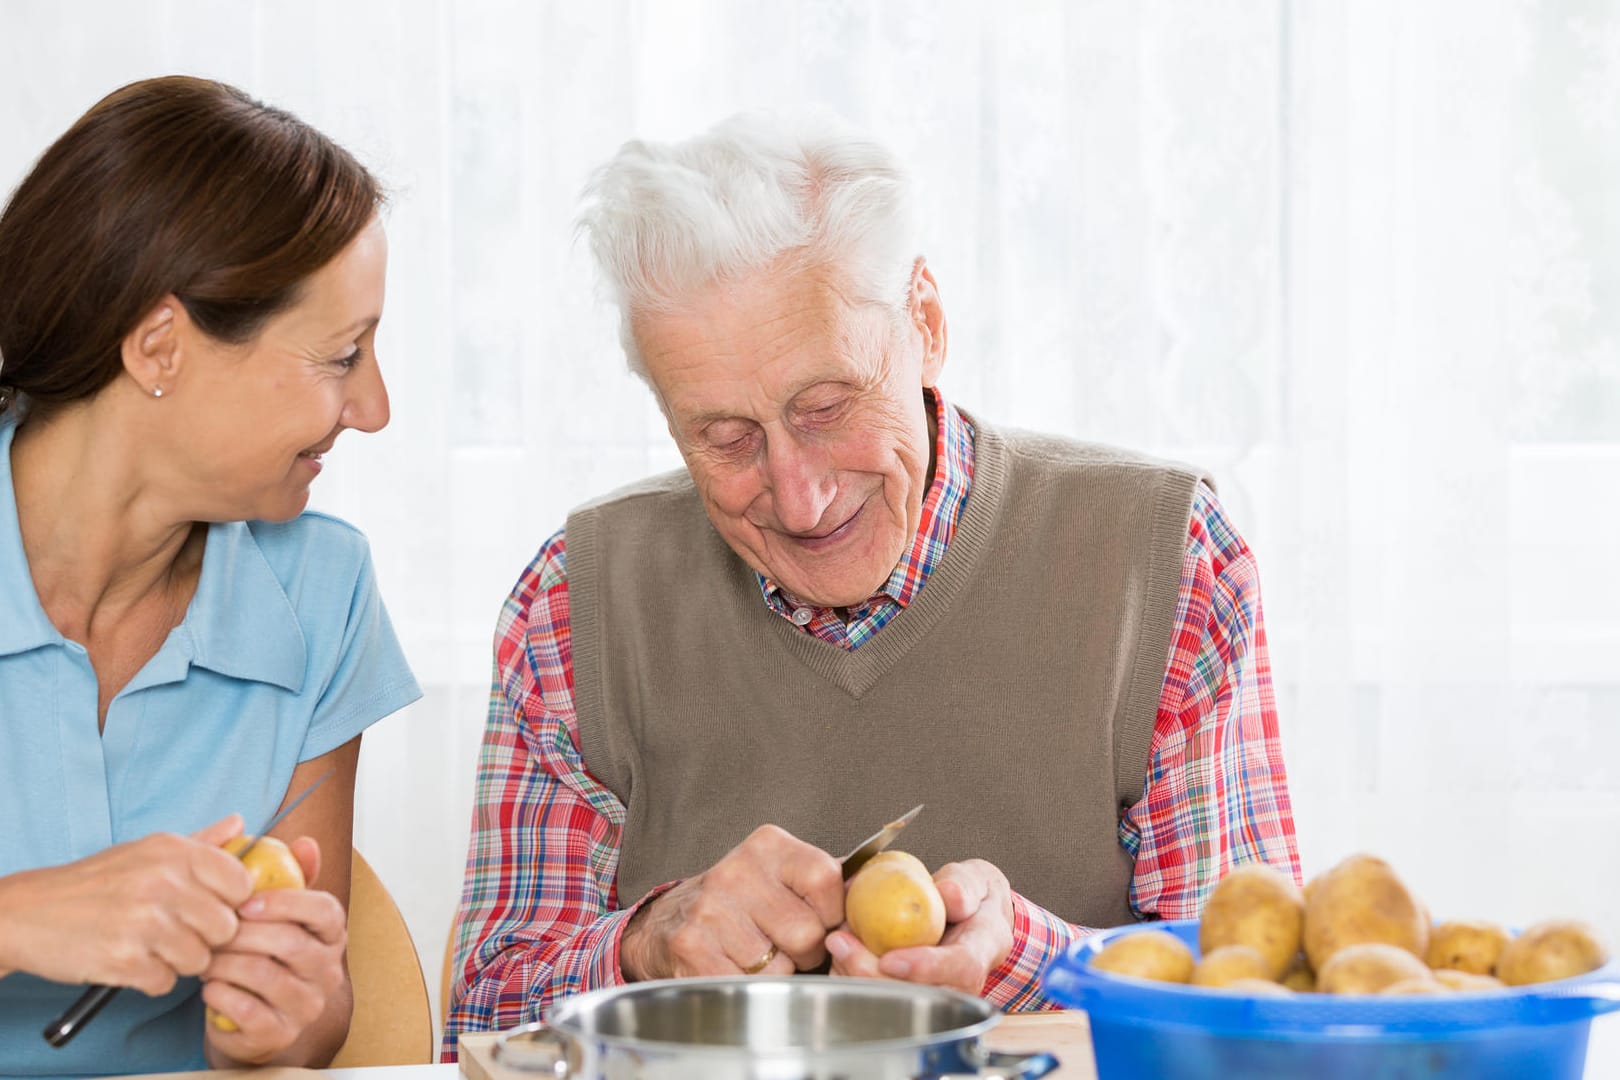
[0, 77, 419, 1073]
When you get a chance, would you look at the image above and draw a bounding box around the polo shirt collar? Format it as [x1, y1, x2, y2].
[184, 520, 307, 692]
[0, 415, 306, 690]
[0, 418, 61, 657]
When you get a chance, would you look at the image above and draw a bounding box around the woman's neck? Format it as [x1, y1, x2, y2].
[10, 402, 202, 641]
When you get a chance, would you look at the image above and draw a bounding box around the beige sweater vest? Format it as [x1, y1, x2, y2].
[567, 418, 1208, 928]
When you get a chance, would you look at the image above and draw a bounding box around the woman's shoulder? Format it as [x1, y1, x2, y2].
[247, 508, 370, 551]
[238, 511, 378, 599]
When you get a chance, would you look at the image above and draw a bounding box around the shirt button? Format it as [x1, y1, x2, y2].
[791, 607, 812, 626]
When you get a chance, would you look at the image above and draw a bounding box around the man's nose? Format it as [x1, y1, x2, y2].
[764, 433, 836, 535]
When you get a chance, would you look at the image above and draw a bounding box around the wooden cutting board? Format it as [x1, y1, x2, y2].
[984, 1011, 1096, 1079]
[457, 1009, 1096, 1079]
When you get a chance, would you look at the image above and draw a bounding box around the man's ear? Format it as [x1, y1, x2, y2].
[120, 296, 183, 397]
[910, 258, 947, 387]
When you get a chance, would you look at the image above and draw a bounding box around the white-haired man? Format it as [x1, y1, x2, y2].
[442, 114, 1299, 1057]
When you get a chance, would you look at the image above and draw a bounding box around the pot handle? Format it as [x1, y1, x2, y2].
[490, 1021, 573, 1077]
[926, 1049, 1061, 1080]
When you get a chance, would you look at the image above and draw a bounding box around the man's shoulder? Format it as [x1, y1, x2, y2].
[510, 470, 703, 608]
[550, 468, 718, 585]
[985, 421, 1213, 489]
[569, 467, 697, 518]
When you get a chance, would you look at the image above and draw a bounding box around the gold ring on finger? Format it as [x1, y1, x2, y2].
[741, 944, 777, 975]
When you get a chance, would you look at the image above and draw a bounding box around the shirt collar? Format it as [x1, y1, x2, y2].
[0, 415, 306, 690]
[184, 520, 308, 692]
[759, 388, 976, 613]
[0, 417, 62, 656]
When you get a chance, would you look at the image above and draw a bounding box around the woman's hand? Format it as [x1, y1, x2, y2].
[0, 815, 253, 993]
[202, 838, 351, 1067]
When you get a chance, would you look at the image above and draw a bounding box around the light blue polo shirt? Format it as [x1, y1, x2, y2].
[0, 416, 422, 1076]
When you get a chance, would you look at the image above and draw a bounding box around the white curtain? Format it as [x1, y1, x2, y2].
[4, 0, 1618, 1034]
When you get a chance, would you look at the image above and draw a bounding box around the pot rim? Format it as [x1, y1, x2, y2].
[525, 974, 1004, 1057]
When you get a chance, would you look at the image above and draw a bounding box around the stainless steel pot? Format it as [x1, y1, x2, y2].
[489, 976, 1059, 1080]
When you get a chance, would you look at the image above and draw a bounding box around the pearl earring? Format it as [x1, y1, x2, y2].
[152, 386, 164, 398]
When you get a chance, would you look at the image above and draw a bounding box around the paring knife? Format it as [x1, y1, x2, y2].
[839, 804, 923, 880]
[42, 767, 334, 1048]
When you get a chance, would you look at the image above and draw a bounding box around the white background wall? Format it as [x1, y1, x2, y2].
[3, 0, 1618, 1053]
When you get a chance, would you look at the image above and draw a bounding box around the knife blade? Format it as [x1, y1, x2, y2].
[43, 767, 335, 1048]
[231, 767, 333, 863]
[839, 804, 923, 880]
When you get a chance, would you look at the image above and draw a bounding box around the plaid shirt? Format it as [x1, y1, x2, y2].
[441, 394, 1300, 1059]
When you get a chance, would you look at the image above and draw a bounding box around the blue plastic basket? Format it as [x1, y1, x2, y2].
[1041, 919, 1620, 1080]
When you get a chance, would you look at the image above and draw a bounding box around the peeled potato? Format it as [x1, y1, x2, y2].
[1091, 930, 1195, 984]
[1426, 919, 1510, 975]
[1433, 969, 1505, 992]
[1303, 854, 1428, 971]
[1316, 942, 1432, 994]
[1496, 920, 1610, 986]
[1199, 863, 1305, 979]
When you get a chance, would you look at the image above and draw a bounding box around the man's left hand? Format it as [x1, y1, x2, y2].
[825, 858, 1014, 995]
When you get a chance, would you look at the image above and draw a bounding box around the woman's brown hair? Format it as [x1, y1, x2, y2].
[0, 76, 383, 416]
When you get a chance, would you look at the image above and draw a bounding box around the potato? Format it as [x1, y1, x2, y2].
[1191, 944, 1273, 988]
[1433, 969, 1505, 992]
[1091, 930, 1195, 984]
[1302, 854, 1428, 971]
[1425, 919, 1510, 975]
[844, 851, 946, 956]
[1199, 863, 1306, 979]
[1223, 978, 1292, 996]
[1381, 976, 1445, 995]
[1496, 919, 1611, 986]
[208, 836, 305, 1032]
[1315, 942, 1432, 994]
[1279, 954, 1316, 993]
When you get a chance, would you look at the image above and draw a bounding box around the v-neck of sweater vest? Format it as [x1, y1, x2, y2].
[758, 419, 1009, 698]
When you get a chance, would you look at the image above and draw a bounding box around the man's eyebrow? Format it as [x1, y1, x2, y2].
[684, 380, 842, 429]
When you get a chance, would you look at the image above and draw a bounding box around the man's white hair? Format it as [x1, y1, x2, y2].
[577, 110, 921, 376]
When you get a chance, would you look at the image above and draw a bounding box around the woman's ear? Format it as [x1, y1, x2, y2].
[120, 296, 183, 398]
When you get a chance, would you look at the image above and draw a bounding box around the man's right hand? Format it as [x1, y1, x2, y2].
[0, 814, 254, 994]
[620, 824, 844, 980]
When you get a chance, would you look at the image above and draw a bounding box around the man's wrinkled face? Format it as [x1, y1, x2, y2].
[634, 264, 945, 609]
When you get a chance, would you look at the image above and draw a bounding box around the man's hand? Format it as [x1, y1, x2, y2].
[620, 825, 844, 980]
[826, 859, 1015, 995]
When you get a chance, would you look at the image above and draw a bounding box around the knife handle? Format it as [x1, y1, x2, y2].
[43, 984, 118, 1047]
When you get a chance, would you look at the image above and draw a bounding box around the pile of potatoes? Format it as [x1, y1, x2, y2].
[1090, 854, 1612, 996]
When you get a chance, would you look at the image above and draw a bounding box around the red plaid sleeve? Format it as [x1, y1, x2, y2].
[440, 530, 657, 1061]
[981, 483, 1301, 1009]
[1122, 483, 1302, 914]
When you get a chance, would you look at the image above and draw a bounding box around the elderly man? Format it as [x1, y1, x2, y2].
[442, 113, 1299, 1057]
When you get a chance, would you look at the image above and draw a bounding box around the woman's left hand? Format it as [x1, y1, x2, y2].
[201, 838, 349, 1066]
